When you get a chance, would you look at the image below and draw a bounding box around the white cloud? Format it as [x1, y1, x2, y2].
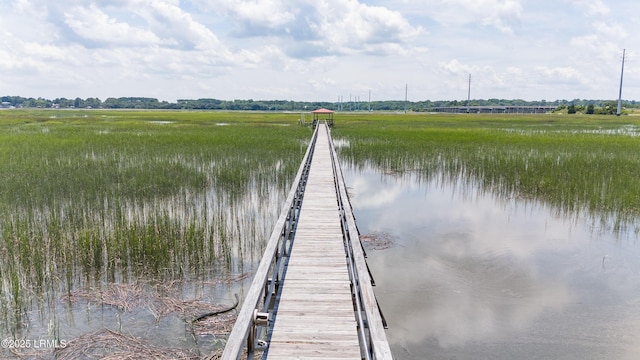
[439, 60, 507, 89]
[430, 0, 523, 34]
[315, 0, 424, 46]
[134, 0, 229, 52]
[64, 5, 163, 46]
[570, 21, 628, 69]
[12, 0, 42, 15]
[570, 0, 610, 17]
[22, 42, 72, 62]
[506, 66, 523, 77]
[205, 0, 424, 57]
[215, 0, 296, 31]
[1, 0, 639, 101]
[439, 59, 472, 74]
[0, 40, 32, 71]
[533, 66, 582, 82]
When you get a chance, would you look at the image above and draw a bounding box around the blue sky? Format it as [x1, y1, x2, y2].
[1, 0, 638, 102]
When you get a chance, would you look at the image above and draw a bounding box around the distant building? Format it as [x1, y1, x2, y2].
[434, 105, 557, 114]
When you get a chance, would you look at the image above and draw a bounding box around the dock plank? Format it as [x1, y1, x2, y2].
[265, 123, 361, 359]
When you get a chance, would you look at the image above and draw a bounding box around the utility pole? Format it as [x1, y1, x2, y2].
[404, 84, 408, 114]
[617, 49, 626, 116]
[368, 89, 371, 112]
[467, 74, 471, 113]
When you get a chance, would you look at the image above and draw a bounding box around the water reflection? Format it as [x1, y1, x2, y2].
[0, 176, 283, 356]
[345, 164, 640, 359]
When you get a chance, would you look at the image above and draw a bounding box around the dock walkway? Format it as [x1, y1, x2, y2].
[265, 123, 360, 359]
[222, 123, 391, 360]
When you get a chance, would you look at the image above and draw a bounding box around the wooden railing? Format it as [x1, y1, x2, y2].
[221, 124, 319, 360]
[327, 125, 393, 360]
[222, 122, 392, 359]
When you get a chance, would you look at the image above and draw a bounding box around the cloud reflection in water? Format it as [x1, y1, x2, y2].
[345, 164, 640, 359]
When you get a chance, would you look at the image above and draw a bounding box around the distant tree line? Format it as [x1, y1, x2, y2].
[2, 96, 638, 113]
[560, 101, 625, 115]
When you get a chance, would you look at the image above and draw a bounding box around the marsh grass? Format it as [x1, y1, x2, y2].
[5, 109, 640, 351]
[52, 328, 202, 360]
[334, 113, 640, 235]
[0, 110, 309, 338]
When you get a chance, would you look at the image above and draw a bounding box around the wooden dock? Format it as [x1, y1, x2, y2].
[265, 123, 360, 359]
[222, 123, 391, 360]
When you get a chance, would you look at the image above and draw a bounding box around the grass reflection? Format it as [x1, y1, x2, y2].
[335, 113, 640, 235]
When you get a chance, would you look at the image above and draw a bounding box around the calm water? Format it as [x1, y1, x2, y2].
[344, 164, 640, 360]
[4, 156, 640, 359]
[0, 180, 281, 357]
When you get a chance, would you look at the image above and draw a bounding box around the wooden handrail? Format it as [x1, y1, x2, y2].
[222, 122, 392, 359]
[221, 124, 319, 360]
[328, 124, 394, 360]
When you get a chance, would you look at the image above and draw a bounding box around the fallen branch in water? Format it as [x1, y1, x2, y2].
[193, 294, 239, 323]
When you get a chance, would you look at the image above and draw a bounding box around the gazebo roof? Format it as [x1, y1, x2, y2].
[311, 108, 335, 114]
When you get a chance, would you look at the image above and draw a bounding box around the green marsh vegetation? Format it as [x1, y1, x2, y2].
[333, 113, 640, 235]
[0, 110, 310, 339]
[2, 108, 640, 352]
